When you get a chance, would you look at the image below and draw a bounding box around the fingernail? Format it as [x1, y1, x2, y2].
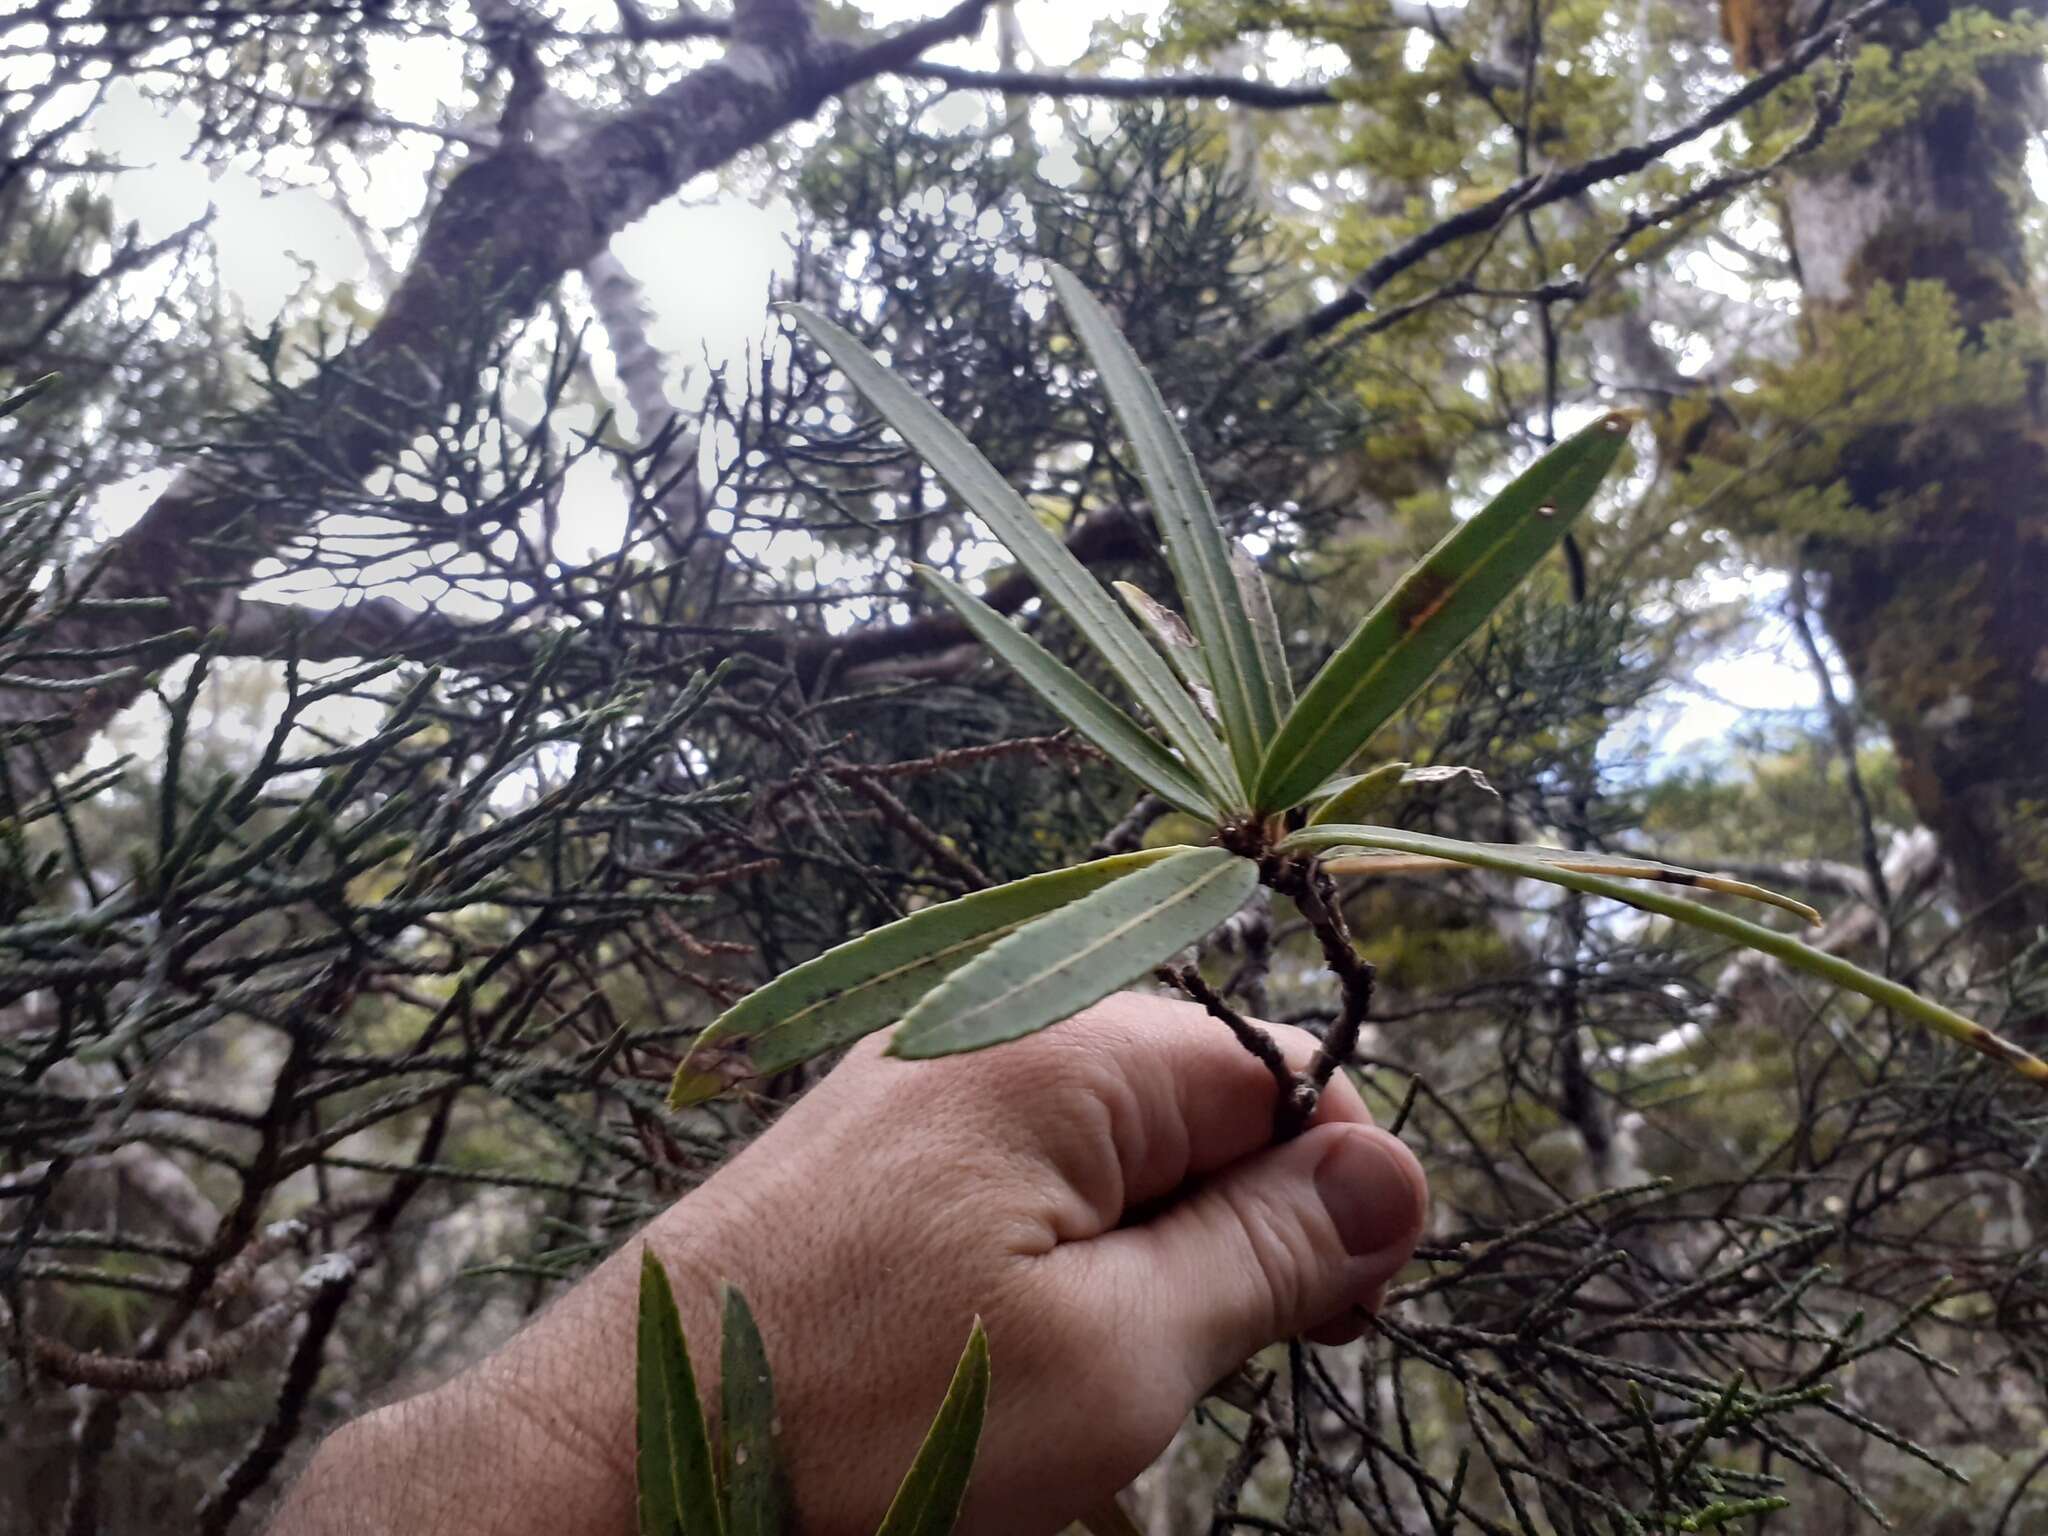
[1315, 1132, 1420, 1258]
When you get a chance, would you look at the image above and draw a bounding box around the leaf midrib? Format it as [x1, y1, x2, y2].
[1262, 452, 1592, 799]
[929, 855, 1242, 1036]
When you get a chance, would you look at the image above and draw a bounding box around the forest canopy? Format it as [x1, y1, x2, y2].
[3, 1, 2046, 1532]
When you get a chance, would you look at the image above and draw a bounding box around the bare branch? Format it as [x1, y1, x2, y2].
[5, 0, 1003, 779]
[28, 1246, 370, 1393]
[900, 62, 1340, 110]
[1245, 0, 1894, 363]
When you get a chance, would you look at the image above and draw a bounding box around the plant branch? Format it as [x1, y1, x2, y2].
[899, 63, 1341, 109]
[1283, 859, 1377, 1099]
[1166, 964, 1308, 1136]
[1244, 0, 1892, 363]
[4, 0, 1003, 780]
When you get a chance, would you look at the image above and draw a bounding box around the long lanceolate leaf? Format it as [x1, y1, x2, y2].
[891, 846, 1259, 1058]
[1298, 824, 1821, 924]
[637, 1252, 722, 1536]
[669, 849, 1191, 1105]
[1254, 414, 1634, 812]
[719, 1286, 787, 1536]
[1112, 580, 1217, 721]
[1283, 824, 2048, 1084]
[781, 305, 1239, 806]
[2, 373, 57, 418]
[1050, 267, 1285, 789]
[916, 567, 1219, 818]
[874, 1321, 991, 1536]
[1231, 545, 1294, 716]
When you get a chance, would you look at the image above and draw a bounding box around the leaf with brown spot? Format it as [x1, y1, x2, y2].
[1306, 828, 1820, 924]
[1254, 415, 1634, 812]
[1395, 570, 1456, 633]
[1283, 823, 2048, 1087]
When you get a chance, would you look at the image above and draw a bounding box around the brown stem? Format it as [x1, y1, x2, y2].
[1285, 861, 1378, 1095]
[1165, 965, 1317, 1138]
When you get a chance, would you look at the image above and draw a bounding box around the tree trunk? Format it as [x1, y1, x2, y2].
[1754, 0, 2048, 953]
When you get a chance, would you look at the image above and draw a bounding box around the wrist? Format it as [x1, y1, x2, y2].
[274, 1196, 735, 1536]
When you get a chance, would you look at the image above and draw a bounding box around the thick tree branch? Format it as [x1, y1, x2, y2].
[208, 509, 1153, 682]
[5, 1, 996, 780]
[817, 0, 997, 89]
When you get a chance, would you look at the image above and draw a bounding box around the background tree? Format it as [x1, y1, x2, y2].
[2, 2, 2044, 1533]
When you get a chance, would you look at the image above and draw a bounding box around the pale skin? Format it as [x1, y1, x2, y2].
[270, 992, 1429, 1536]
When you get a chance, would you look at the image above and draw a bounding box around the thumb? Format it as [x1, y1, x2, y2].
[1099, 1122, 1427, 1391]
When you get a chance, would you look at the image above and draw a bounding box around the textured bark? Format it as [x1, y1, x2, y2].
[2, 1, 993, 780]
[1755, 0, 2048, 951]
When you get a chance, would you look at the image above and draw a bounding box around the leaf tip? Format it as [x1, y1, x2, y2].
[638, 1242, 671, 1294]
[667, 1031, 756, 1109]
[883, 1023, 943, 1060]
[666, 1065, 725, 1110]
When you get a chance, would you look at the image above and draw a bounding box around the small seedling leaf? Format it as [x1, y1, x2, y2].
[637, 1251, 722, 1536]
[719, 1286, 787, 1536]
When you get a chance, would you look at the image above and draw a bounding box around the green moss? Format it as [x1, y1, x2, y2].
[1672, 281, 2044, 542]
[1752, 8, 2048, 178]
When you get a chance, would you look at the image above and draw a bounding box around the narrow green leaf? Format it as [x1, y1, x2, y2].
[1255, 414, 1635, 811]
[1306, 762, 1413, 825]
[1112, 580, 1218, 722]
[671, 849, 1193, 1104]
[637, 1251, 722, 1536]
[1283, 824, 2048, 1084]
[917, 566, 1219, 817]
[782, 304, 1238, 804]
[1290, 823, 1819, 923]
[718, 1286, 787, 1536]
[1, 373, 57, 419]
[891, 846, 1259, 1058]
[1397, 765, 1499, 798]
[1050, 266, 1283, 786]
[1307, 763, 1498, 825]
[1230, 544, 1294, 714]
[874, 1320, 991, 1536]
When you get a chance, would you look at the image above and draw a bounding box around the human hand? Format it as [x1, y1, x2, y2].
[273, 992, 1426, 1536]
